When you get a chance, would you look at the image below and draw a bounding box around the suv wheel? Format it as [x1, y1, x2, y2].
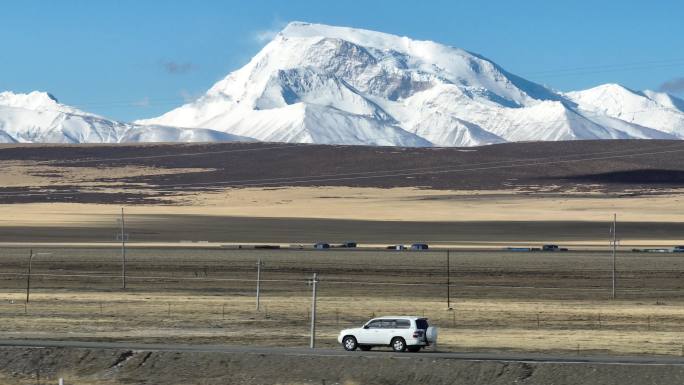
[342, 336, 358, 351]
[391, 337, 406, 352]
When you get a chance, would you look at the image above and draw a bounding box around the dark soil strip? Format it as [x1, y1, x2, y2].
[2, 216, 684, 243]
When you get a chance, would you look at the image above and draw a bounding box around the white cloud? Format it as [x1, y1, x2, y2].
[179, 89, 202, 103]
[252, 19, 287, 44]
[254, 28, 280, 43]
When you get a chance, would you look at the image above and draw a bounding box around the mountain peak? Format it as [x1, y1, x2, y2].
[137, 22, 684, 146]
[277, 21, 439, 57]
[281, 21, 402, 39]
[0, 90, 61, 110]
[583, 83, 639, 95]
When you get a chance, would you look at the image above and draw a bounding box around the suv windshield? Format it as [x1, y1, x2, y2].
[415, 319, 429, 330]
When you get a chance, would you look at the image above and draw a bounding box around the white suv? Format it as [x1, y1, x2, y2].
[338, 316, 437, 352]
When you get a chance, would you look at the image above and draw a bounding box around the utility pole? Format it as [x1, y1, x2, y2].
[611, 213, 617, 300]
[310, 273, 318, 349]
[256, 258, 262, 311]
[25, 250, 50, 304]
[120, 207, 127, 290]
[25, 249, 33, 303]
[447, 250, 452, 310]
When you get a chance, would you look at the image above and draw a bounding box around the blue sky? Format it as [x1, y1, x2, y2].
[2, 0, 683, 121]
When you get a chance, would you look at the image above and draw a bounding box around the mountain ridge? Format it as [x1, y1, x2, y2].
[0, 91, 254, 144]
[138, 22, 684, 146]
[3, 22, 684, 146]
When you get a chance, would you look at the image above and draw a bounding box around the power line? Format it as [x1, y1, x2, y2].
[3, 271, 684, 293]
[523, 58, 684, 78]
[29, 105, 684, 166]
[44, 136, 681, 174]
[32, 58, 684, 109]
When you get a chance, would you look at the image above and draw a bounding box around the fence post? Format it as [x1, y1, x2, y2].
[256, 258, 262, 311]
[25, 249, 33, 303]
[120, 207, 127, 290]
[446, 250, 452, 310]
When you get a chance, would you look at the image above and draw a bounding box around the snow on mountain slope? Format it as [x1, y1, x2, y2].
[137, 22, 558, 146]
[565, 84, 684, 137]
[582, 114, 678, 140]
[0, 91, 75, 113]
[642, 90, 684, 111]
[0, 92, 129, 143]
[0, 130, 17, 143]
[121, 125, 253, 143]
[5, 23, 682, 146]
[0, 91, 253, 143]
[140, 22, 683, 146]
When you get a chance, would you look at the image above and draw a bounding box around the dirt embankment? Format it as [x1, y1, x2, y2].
[1, 347, 683, 385]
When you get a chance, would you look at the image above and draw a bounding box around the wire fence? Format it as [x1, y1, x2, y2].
[2, 248, 684, 299]
[0, 249, 684, 344]
[2, 247, 684, 356]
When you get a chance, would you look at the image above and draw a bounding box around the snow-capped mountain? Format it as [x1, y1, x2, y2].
[0, 91, 253, 144]
[4, 22, 684, 146]
[139, 21, 684, 146]
[564, 84, 684, 138]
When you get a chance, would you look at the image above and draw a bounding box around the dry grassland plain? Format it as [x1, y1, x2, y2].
[1, 141, 684, 359]
[1, 248, 684, 357]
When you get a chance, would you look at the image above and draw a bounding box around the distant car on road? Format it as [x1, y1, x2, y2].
[410, 243, 429, 251]
[314, 242, 330, 249]
[674, 246, 684, 252]
[338, 316, 437, 352]
[387, 245, 406, 251]
[340, 241, 357, 248]
[504, 247, 534, 252]
[542, 245, 568, 252]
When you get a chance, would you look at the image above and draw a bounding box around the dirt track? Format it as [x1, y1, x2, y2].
[2, 215, 684, 244]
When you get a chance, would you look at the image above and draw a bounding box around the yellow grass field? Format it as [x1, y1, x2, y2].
[2, 186, 684, 225]
[1, 291, 683, 356]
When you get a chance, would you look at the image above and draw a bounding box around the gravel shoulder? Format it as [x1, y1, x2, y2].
[1, 345, 684, 385]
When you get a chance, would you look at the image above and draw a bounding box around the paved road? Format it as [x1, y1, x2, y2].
[1, 339, 683, 366]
